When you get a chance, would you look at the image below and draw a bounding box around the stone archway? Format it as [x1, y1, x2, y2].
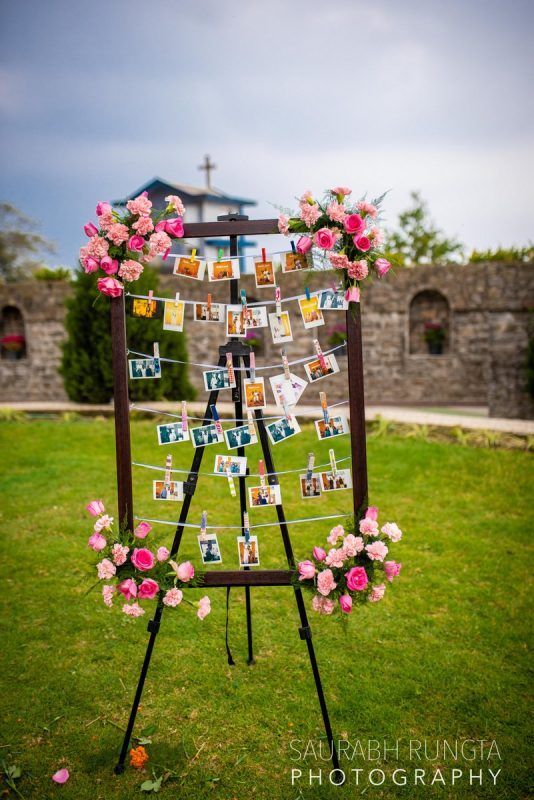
[409, 289, 450, 355]
[0, 305, 27, 360]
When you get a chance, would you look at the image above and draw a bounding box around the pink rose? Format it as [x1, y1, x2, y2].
[313, 546, 327, 562]
[365, 541, 389, 562]
[374, 258, 391, 278]
[97, 277, 123, 297]
[354, 235, 371, 252]
[359, 518, 379, 536]
[345, 286, 360, 303]
[316, 568, 337, 596]
[82, 256, 100, 273]
[134, 521, 152, 539]
[84, 222, 99, 238]
[197, 595, 211, 620]
[339, 594, 353, 614]
[100, 256, 119, 275]
[278, 214, 289, 235]
[365, 506, 379, 521]
[138, 578, 159, 599]
[86, 500, 105, 517]
[172, 560, 195, 582]
[298, 560, 316, 580]
[384, 561, 402, 582]
[52, 769, 70, 785]
[123, 602, 145, 617]
[118, 578, 137, 600]
[96, 201, 112, 216]
[154, 220, 166, 233]
[165, 217, 184, 238]
[345, 566, 368, 591]
[163, 587, 183, 607]
[344, 214, 365, 235]
[128, 234, 145, 252]
[369, 583, 386, 602]
[314, 227, 337, 250]
[297, 235, 313, 254]
[157, 546, 170, 561]
[381, 522, 402, 542]
[131, 547, 155, 571]
[88, 532, 106, 551]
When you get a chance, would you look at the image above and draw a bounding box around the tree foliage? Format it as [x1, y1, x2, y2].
[0, 203, 56, 282]
[469, 245, 534, 264]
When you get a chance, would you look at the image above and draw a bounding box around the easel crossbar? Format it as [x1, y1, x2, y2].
[202, 569, 293, 588]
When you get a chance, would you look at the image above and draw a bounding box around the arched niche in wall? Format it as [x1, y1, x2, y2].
[1, 305, 27, 360]
[409, 289, 450, 356]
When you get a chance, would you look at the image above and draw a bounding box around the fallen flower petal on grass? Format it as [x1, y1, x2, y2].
[52, 768, 70, 784]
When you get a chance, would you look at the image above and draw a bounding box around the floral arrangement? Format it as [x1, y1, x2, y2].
[297, 507, 402, 615]
[278, 187, 392, 301]
[79, 193, 186, 297]
[86, 500, 210, 619]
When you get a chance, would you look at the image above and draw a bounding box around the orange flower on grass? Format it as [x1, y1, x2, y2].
[130, 745, 149, 769]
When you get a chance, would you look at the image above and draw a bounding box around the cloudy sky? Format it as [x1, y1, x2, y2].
[1, 0, 533, 265]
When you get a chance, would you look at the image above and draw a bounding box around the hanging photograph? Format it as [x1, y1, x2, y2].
[194, 302, 225, 323]
[173, 255, 206, 281]
[298, 295, 325, 329]
[152, 480, 184, 501]
[254, 258, 276, 288]
[269, 372, 307, 408]
[226, 304, 247, 338]
[224, 424, 258, 449]
[162, 300, 185, 332]
[156, 421, 189, 445]
[248, 484, 282, 507]
[268, 311, 293, 344]
[299, 474, 322, 499]
[318, 289, 348, 310]
[129, 357, 162, 379]
[243, 378, 266, 409]
[203, 368, 236, 391]
[319, 469, 353, 492]
[246, 306, 268, 329]
[131, 297, 160, 318]
[237, 535, 260, 567]
[197, 534, 222, 565]
[214, 454, 248, 476]
[207, 259, 240, 281]
[304, 353, 340, 383]
[281, 251, 309, 272]
[315, 415, 349, 440]
[191, 423, 224, 448]
[265, 415, 301, 445]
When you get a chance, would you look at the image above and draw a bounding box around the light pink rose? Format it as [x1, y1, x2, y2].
[123, 602, 145, 617]
[102, 585, 114, 607]
[298, 560, 316, 580]
[84, 222, 99, 237]
[329, 253, 350, 270]
[132, 215, 154, 236]
[172, 560, 195, 582]
[106, 223, 129, 246]
[339, 594, 353, 613]
[325, 548, 346, 568]
[365, 506, 379, 521]
[369, 583, 386, 602]
[317, 568, 337, 596]
[52, 769, 70, 784]
[88, 532, 106, 551]
[341, 534, 364, 557]
[359, 518, 379, 536]
[126, 194, 152, 216]
[163, 587, 183, 607]
[165, 218, 184, 238]
[374, 257, 391, 278]
[82, 256, 100, 273]
[331, 186, 352, 197]
[354, 235, 371, 252]
[134, 521, 152, 539]
[197, 595, 211, 620]
[86, 500, 105, 517]
[94, 514, 113, 532]
[96, 558, 116, 580]
[111, 543, 129, 566]
[118, 259, 144, 282]
[345, 566, 368, 591]
[345, 286, 360, 303]
[344, 214, 365, 234]
[96, 201, 112, 216]
[381, 522, 402, 542]
[278, 214, 290, 235]
[100, 256, 119, 275]
[128, 234, 145, 252]
[312, 595, 335, 615]
[154, 220, 166, 233]
[357, 201, 378, 218]
[97, 277, 123, 297]
[365, 541, 389, 561]
[384, 561, 402, 582]
[157, 546, 170, 561]
[118, 578, 137, 600]
[347, 260, 368, 281]
[326, 202, 347, 223]
[313, 546, 327, 562]
[327, 525, 345, 545]
[165, 194, 185, 215]
[131, 547, 155, 571]
[297, 235, 313, 254]
[138, 578, 159, 599]
[314, 227, 337, 250]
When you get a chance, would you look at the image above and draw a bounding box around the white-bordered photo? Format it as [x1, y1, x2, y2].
[173, 256, 206, 281]
[319, 469, 352, 492]
[268, 311, 293, 344]
[318, 289, 348, 310]
[194, 302, 225, 323]
[153, 480, 184, 501]
[156, 421, 189, 445]
[197, 534, 222, 564]
[269, 372, 307, 408]
[226, 304, 247, 338]
[315, 415, 349, 440]
[163, 300, 185, 332]
[246, 306, 268, 329]
[281, 251, 309, 272]
[299, 474, 322, 499]
[298, 295, 325, 329]
[248, 484, 282, 507]
[265, 415, 301, 445]
[237, 535, 260, 566]
[129, 357, 161, 379]
[243, 378, 266, 410]
[191, 423, 224, 448]
[203, 368, 236, 391]
[207, 259, 240, 282]
[214, 454, 248, 476]
[224, 424, 258, 450]
[254, 259, 276, 288]
[304, 353, 340, 383]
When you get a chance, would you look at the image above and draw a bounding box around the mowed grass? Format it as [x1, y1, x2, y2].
[0, 418, 532, 800]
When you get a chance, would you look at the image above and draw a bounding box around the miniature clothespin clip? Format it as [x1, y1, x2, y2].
[218, 248, 224, 263]
[249, 352, 256, 382]
[181, 400, 188, 433]
[290, 240, 297, 254]
[153, 342, 160, 367]
[207, 292, 212, 312]
[313, 338, 327, 371]
[164, 453, 173, 486]
[174, 291, 180, 306]
[281, 349, 290, 381]
[261, 247, 267, 263]
[329, 448, 337, 476]
[200, 510, 208, 537]
[306, 452, 315, 483]
[275, 286, 282, 318]
[320, 391, 329, 424]
[240, 288, 249, 323]
[148, 289, 154, 303]
[247, 409, 255, 436]
[210, 404, 223, 435]
[258, 459, 266, 487]
[305, 286, 311, 301]
[226, 352, 235, 385]
[226, 468, 236, 497]
[190, 248, 197, 263]
[243, 511, 251, 543]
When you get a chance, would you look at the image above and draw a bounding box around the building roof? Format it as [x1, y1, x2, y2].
[113, 177, 256, 208]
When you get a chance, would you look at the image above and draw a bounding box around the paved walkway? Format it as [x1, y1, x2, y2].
[3, 401, 533, 435]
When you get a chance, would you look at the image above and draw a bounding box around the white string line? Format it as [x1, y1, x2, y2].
[132, 455, 352, 479]
[127, 342, 346, 372]
[133, 511, 353, 532]
[126, 286, 342, 308]
[168, 248, 331, 265]
[130, 399, 350, 424]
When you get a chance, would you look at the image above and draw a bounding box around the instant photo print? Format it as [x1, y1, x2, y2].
[156, 421, 189, 445]
[129, 357, 161, 379]
[173, 255, 206, 281]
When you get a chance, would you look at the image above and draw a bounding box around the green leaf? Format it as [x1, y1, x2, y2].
[140, 725, 157, 737]
[140, 779, 156, 791]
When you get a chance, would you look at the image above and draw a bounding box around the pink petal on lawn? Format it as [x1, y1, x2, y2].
[52, 768, 70, 784]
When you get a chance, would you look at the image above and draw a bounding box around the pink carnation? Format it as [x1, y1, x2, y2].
[163, 587, 183, 607]
[86, 500, 105, 517]
[325, 548, 346, 568]
[165, 194, 185, 215]
[123, 602, 145, 617]
[353, 235, 371, 252]
[384, 561, 402, 582]
[157, 546, 170, 561]
[278, 214, 290, 235]
[331, 186, 352, 197]
[327, 525, 345, 545]
[298, 560, 316, 580]
[134, 522, 152, 539]
[345, 566, 368, 591]
[312, 595, 335, 615]
[138, 578, 159, 599]
[132, 216, 154, 236]
[341, 534, 364, 557]
[118, 259, 144, 282]
[365, 541, 389, 562]
[374, 257, 392, 278]
[98, 211, 115, 232]
[369, 583, 386, 602]
[368, 227, 384, 246]
[88, 532, 106, 551]
[106, 223, 130, 246]
[329, 253, 350, 270]
[299, 202, 321, 228]
[118, 578, 137, 600]
[317, 568, 337, 596]
[381, 522, 403, 542]
[86, 235, 109, 259]
[97, 277, 123, 297]
[339, 594, 353, 613]
[148, 230, 172, 256]
[326, 202, 347, 223]
[94, 514, 113, 532]
[299, 190, 314, 204]
[131, 548, 155, 571]
[357, 201, 378, 218]
[111, 543, 129, 566]
[102, 585, 115, 607]
[197, 595, 211, 620]
[126, 194, 152, 216]
[96, 558, 116, 580]
[347, 260, 369, 281]
[359, 517, 379, 536]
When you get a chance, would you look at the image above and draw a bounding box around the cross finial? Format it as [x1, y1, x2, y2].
[198, 154, 216, 189]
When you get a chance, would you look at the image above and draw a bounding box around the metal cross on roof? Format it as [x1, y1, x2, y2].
[198, 154, 216, 189]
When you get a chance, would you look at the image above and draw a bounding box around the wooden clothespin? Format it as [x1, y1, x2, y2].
[258, 459, 266, 487]
[164, 453, 172, 486]
[226, 468, 236, 497]
[261, 247, 267, 263]
[275, 287, 282, 318]
[174, 291, 180, 306]
[207, 292, 212, 312]
[249, 352, 256, 382]
[313, 338, 327, 371]
[210, 404, 223, 435]
[281, 349, 291, 381]
[190, 248, 197, 263]
[181, 400, 188, 433]
[247, 410, 255, 437]
[329, 448, 337, 476]
[243, 511, 251, 543]
[200, 510, 208, 537]
[320, 391, 329, 424]
[240, 288, 249, 323]
[226, 352, 235, 385]
[306, 452, 315, 482]
[148, 290, 154, 303]
[153, 342, 160, 365]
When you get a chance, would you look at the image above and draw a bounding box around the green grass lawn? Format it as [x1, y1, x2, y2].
[0, 418, 532, 800]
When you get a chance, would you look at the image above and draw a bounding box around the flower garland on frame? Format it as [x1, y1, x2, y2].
[86, 500, 211, 620]
[79, 193, 186, 297]
[278, 187, 392, 301]
[297, 507, 402, 615]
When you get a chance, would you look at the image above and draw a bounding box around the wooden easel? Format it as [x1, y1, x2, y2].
[111, 214, 369, 775]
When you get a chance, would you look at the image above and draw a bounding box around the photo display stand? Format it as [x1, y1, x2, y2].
[111, 214, 369, 775]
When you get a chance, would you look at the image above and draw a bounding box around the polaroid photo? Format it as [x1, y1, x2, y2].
[298, 295, 325, 329]
[153, 480, 184, 501]
[129, 357, 161, 379]
[237, 535, 260, 567]
[194, 302, 225, 323]
[246, 306, 268, 329]
[254, 259, 276, 288]
[156, 421, 189, 445]
[243, 378, 266, 410]
[203, 368, 236, 391]
[315, 415, 349, 440]
[224, 424, 258, 450]
[318, 289, 348, 310]
[191, 423, 224, 448]
[268, 311, 293, 344]
[319, 469, 353, 492]
[131, 297, 160, 319]
[281, 251, 309, 272]
[304, 354, 340, 383]
[197, 534, 222, 565]
[162, 300, 185, 332]
[214, 454, 248, 476]
[266, 415, 302, 445]
[173, 256, 206, 281]
[226, 304, 247, 338]
[269, 372, 307, 408]
[299, 473, 322, 499]
[207, 259, 240, 282]
[248, 484, 282, 507]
